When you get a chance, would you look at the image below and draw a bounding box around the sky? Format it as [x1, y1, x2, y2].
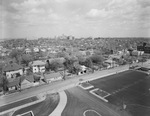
[0, 0, 150, 39]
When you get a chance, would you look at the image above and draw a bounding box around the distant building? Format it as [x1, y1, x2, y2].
[40, 48, 46, 52]
[109, 54, 122, 60]
[104, 59, 117, 68]
[137, 43, 150, 54]
[67, 35, 75, 40]
[33, 47, 39, 53]
[144, 44, 150, 54]
[25, 48, 32, 54]
[132, 50, 144, 56]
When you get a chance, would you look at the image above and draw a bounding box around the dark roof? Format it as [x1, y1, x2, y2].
[26, 75, 34, 82]
[3, 63, 23, 72]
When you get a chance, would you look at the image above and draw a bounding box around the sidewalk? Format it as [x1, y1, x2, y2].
[0, 93, 46, 116]
[50, 91, 67, 116]
[0, 60, 149, 107]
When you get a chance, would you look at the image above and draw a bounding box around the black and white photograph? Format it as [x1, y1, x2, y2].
[0, 0, 150, 116]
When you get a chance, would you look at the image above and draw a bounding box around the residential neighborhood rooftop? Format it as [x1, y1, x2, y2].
[3, 63, 23, 72]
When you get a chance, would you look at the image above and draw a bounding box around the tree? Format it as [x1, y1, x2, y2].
[128, 48, 133, 56]
[21, 54, 33, 66]
[0, 75, 8, 94]
[49, 61, 60, 72]
[0, 63, 4, 74]
[45, 60, 50, 72]
[33, 74, 41, 82]
[63, 57, 76, 79]
[56, 51, 69, 58]
[90, 55, 104, 65]
[9, 49, 22, 64]
[73, 62, 81, 75]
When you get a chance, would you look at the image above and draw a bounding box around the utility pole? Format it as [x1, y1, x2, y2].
[122, 96, 127, 116]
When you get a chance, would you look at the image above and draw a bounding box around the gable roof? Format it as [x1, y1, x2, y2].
[26, 75, 34, 82]
[105, 59, 115, 64]
[44, 72, 62, 80]
[48, 57, 65, 64]
[31, 60, 46, 66]
[3, 63, 23, 72]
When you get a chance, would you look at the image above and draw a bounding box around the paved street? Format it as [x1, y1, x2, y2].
[0, 60, 149, 107]
[63, 87, 123, 116]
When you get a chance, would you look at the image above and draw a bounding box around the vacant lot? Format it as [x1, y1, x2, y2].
[90, 70, 150, 116]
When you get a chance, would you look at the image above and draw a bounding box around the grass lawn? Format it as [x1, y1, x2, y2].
[80, 82, 93, 88]
[89, 70, 150, 116]
[90, 70, 148, 93]
[0, 96, 38, 112]
[12, 93, 59, 116]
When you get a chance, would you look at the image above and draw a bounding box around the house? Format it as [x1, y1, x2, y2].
[132, 50, 144, 56]
[33, 47, 39, 53]
[3, 62, 23, 79]
[25, 48, 32, 54]
[40, 48, 46, 52]
[109, 54, 122, 60]
[104, 59, 117, 68]
[30, 60, 46, 73]
[21, 79, 33, 89]
[48, 57, 65, 64]
[44, 72, 62, 83]
[137, 43, 150, 54]
[78, 65, 87, 75]
[7, 76, 26, 91]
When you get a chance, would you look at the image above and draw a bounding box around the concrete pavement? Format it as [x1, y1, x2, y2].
[0, 60, 149, 107]
[0, 65, 128, 107]
[50, 91, 67, 116]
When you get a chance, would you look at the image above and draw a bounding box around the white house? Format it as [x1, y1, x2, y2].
[132, 50, 144, 56]
[78, 65, 87, 75]
[3, 62, 23, 79]
[40, 48, 46, 52]
[25, 48, 32, 54]
[104, 59, 117, 68]
[30, 60, 46, 73]
[33, 47, 39, 53]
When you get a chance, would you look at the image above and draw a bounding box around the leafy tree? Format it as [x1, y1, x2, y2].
[56, 51, 69, 58]
[128, 48, 133, 56]
[33, 74, 41, 82]
[0, 63, 4, 74]
[63, 57, 77, 79]
[21, 54, 33, 66]
[90, 55, 104, 65]
[49, 61, 60, 72]
[73, 62, 81, 75]
[9, 49, 22, 64]
[45, 60, 50, 72]
[0, 75, 8, 94]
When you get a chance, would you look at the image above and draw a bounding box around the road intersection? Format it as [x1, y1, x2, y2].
[0, 60, 149, 116]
